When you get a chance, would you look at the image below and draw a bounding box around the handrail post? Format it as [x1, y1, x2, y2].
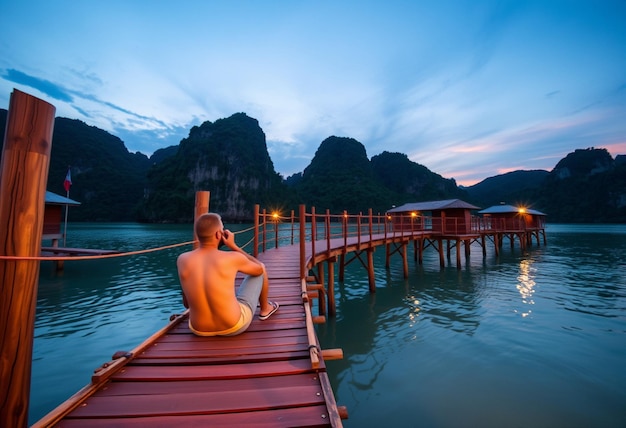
[384, 212, 389, 239]
[262, 209, 267, 253]
[357, 213, 362, 248]
[253, 204, 259, 257]
[0, 89, 56, 428]
[326, 209, 331, 255]
[310, 206, 316, 266]
[290, 210, 294, 246]
[367, 208, 374, 247]
[343, 211, 348, 248]
[274, 212, 279, 249]
[299, 204, 306, 280]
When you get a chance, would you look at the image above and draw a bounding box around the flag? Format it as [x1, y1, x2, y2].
[63, 168, 72, 193]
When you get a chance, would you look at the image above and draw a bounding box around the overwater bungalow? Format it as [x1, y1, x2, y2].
[478, 203, 547, 248]
[478, 204, 546, 232]
[386, 199, 480, 235]
[42, 191, 80, 246]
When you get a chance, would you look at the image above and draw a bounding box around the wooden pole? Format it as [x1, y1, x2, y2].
[0, 89, 55, 428]
[327, 257, 336, 316]
[299, 205, 306, 280]
[438, 238, 445, 268]
[193, 191, 210, 249]
[367, 248, 376, 293]
[253, 204, 259, 257]
[402, 242, 409, 278]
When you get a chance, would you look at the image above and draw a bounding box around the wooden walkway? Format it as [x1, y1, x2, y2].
[32, 209, 546, 427]
[34, 245, 345, 427]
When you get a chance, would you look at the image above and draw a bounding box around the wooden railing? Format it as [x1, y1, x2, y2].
[250, 205, 433, 280]
[249, 205, 547, 280]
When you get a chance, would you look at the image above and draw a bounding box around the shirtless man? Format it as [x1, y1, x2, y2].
[177, 213, 279, 336]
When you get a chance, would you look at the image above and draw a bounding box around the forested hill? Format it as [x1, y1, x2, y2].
[0, 109, 152, 221]
[1, 109, 625, 222]
[138, 113, 289, 222]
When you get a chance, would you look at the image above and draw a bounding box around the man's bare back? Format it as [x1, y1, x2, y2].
[177, 213, 278, 336]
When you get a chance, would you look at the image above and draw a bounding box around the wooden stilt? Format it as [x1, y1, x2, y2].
[494, 234, 500, 257]
[0, 89, 56, 428]
[385, 243, 391, 268]
[317, 262, 326, 316]
[438, 238, 445, 268]
[402, 242, 409, 278]
[339, 252, 346, 282]
[367, 248, 376, 293]
[418, 238, 424, 265]
[456, 239, 461, 269]
[327, 257, 336, 316]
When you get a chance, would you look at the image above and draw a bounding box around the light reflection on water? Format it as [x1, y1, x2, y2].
[316, 225, 626, 428]
[28, 223, 626, 427]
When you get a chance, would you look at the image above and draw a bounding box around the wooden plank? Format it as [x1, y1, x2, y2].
[56, 405, 333, 427]
[97, 373, 322, 396]
[141, 334, 309, 352]
[129, 350, 311, 365]
[111, 359, 317, 381]
[66, 384, 326, 418]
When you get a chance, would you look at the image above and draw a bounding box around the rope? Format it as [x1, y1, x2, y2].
[0, 224, 258, 262]
[0, 240, 197, 262]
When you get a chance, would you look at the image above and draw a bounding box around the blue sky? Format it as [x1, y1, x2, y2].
[1, 1, 625, 186]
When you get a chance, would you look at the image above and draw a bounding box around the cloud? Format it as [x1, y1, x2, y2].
[2, 69, 73, 103]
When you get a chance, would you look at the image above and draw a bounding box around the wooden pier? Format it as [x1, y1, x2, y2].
[33, 243, 346, 427]
[0, 92, 547, 427]
[7, 202, 546, 427]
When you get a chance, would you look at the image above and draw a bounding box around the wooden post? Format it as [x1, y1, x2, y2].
[0, 89, 55, 428]
[338, 253, 346, 282]
[327, 257, 336, 316]
[193, 191, 210, 249]
[385, 243, 391, 268]
[402, 242, 409, 278]
[253, 204, 259, 257]
[316, 262, 326, 316]
[299, 205, 306, 280]
[418, 238, 424, 265]
[367, 248, 376, 293]
[438, 238, 445, 268]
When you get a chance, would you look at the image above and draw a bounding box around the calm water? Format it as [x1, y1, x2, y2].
[28, 223, 626, 427]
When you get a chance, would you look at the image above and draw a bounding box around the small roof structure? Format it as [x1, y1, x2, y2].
[478, 204, 545, 216]
[45, 191, 80, 206]
[387, 199, 480, 213]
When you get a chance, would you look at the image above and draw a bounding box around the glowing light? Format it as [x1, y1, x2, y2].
[516, 259, 536, 318]
[272, 212, 280, 220]
[518, 207, 526, 214]
[411, 212, 417, 217]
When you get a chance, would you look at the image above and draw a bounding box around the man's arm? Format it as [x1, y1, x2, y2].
[222, 229, 264, 276]
[177, 253, 190, 308]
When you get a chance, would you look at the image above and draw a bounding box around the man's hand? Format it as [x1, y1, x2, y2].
[221, 229, 239, 251]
